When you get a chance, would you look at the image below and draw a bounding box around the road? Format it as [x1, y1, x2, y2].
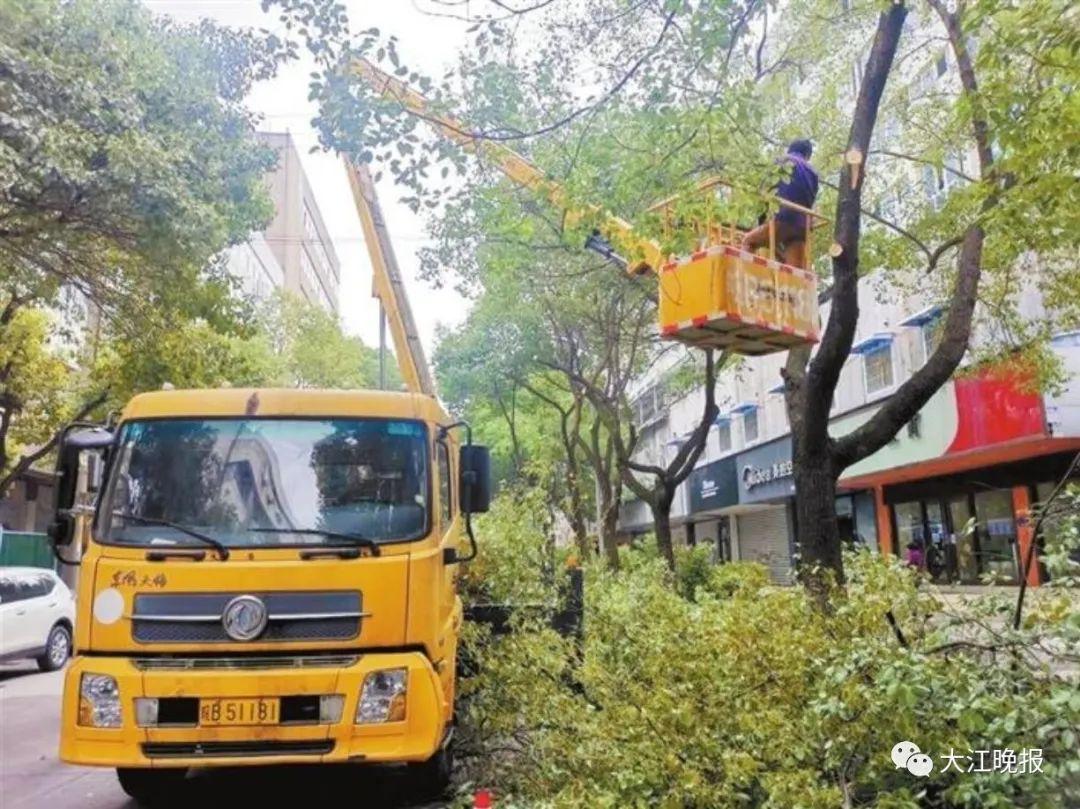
[0, 663, 447, 809]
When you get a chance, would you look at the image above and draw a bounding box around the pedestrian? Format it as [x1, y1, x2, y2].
[741, 139, 819, 269]
[905, 540, 925, 569]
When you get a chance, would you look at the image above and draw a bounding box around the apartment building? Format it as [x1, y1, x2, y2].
[227, 131, 341, 312]
[618, 13, 1080, 586]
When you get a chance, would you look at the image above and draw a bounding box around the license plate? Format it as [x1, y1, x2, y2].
[199, 698, 279, 727]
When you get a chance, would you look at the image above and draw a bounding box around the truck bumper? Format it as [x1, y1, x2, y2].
[59, 652, 448, 769]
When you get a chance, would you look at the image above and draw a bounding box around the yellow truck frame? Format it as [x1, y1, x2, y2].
[48, 152, 490, 805]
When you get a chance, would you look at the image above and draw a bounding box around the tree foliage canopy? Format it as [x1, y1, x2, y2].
[1, 0, 293, 322]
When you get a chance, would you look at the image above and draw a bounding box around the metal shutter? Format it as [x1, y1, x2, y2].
[736, 507, 792, 583]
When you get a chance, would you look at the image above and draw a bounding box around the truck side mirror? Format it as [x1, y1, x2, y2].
[459, 444, 491, 514]
[47, 426, 114, 547]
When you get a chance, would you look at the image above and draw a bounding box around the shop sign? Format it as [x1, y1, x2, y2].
[737, 437, 796, 503]
[688, 456, 738, 514]
[742, 459, 794, 489]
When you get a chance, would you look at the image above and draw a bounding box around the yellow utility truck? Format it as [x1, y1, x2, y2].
[49, 164, 490, 804]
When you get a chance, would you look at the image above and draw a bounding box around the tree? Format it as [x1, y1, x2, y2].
[769, 0, 1079, 593]
[98, 291, 385, 402]
[287, 0, 1079, 591]
[256, 291, 386, 389]
[611, 350, 721, 570]
[0, 0, 292, 498]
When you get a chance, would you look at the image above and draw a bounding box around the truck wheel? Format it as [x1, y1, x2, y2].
[408, 740, 454, 800]
[36, 624, 71, 672]
[116, 768, 188, 806]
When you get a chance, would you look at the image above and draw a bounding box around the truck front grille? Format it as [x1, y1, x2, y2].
[133, 654, 359, 670]
[131, 591, 362, 644]
[142, 740, 333, 758]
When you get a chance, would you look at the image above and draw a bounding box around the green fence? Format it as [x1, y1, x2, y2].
[0, 531, 56, 570]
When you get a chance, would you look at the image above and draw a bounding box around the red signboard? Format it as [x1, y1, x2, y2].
[946, 368, 1045, 454]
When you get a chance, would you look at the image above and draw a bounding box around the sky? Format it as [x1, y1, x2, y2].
[143, 0, 475, 356]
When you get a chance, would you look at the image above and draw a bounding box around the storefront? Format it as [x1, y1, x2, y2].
[685, 456, 739, 562]
[734, 438, 797, 582]
[840, 366, 1080, 586]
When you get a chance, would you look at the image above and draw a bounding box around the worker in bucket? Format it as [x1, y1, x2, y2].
[741, 139, 819, 269]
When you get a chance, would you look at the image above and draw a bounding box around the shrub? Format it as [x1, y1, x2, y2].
[456, 493, 1080, 808]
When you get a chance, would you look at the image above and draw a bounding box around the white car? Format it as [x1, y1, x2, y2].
[0, 567, 76, 671]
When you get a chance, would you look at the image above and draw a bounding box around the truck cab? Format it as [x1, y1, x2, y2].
[49, 387, 489, 804]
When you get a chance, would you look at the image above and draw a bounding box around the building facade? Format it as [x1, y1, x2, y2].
[250, 131, 341, 313]
[620, 281, 1080, 586]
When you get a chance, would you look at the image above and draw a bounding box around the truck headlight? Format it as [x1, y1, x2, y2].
[79, 674, 122, 728]
[355, 669, 406, 724]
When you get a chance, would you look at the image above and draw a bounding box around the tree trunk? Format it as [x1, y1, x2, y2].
[791, 451, 843, 595]
[651, 487, 676, 570]
[782, 3, 908, 593]
[599, 486, 621, 570]
[564, 464, 591, 560]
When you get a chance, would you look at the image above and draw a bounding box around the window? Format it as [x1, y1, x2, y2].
[29, 574, 55, 598]
[99, 418, 430, 547]
[743, 410, 759, 445]
[716, 421, 731, 453]
[303, 202, 338, 282]
[863, 344, 894, 394]
[935, 53, 948, 77]
[301, 248, 333, 311]
[0, 572, 51, 604]
[922, 317, 944, 362]
[437, 441, 452, 526]
[632, 384, 667, 427]
[923, 164, 947, 209]
[850, 60, 864, 97]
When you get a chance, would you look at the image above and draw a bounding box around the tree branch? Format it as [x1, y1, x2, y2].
[800, 1, 909, 457]
[0, 390, 109, 499]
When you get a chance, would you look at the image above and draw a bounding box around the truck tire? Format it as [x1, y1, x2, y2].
[36, 624, 71, 672]
[116, 768, 188, 806]
[408, 740, 454, 800]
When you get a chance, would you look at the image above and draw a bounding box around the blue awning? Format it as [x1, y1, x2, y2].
[712, 413, 731, 425]
[730, 401, 759, 415]
[899, 305, 943, 327]
[850, 332, 895, 355]
[767, 381, 785, 395]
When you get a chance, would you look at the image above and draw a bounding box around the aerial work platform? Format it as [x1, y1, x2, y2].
[651, 178, 823, 355]
[658, 245, 819, 355]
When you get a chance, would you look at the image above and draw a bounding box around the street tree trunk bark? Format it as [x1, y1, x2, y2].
[650, 486, 676, 570]
[790, 453, 842, 584]
[787, 0, 995, 600]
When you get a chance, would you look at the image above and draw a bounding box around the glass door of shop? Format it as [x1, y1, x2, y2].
[971, 490, 1020, 583]
[892, 489, 1020, 584]
[946, 496, 979, 583]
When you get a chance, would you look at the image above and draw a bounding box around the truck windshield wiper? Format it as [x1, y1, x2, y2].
[109, 511, 230, 560]
[250, 528, 381, 556]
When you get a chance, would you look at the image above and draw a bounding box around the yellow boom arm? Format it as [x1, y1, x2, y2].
[344, 158, 435, 396]
[349, 58, 663, 275]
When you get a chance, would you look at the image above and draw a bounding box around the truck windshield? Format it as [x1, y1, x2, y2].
[97, 418, 429, 548]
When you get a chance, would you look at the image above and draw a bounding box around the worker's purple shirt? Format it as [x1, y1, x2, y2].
[775, 153, 819, 229]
